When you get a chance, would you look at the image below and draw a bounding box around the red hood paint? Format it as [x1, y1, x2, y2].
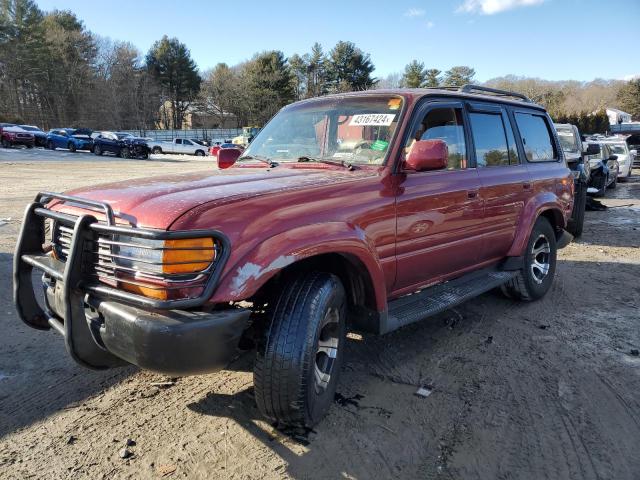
[56, 165, 379, 229]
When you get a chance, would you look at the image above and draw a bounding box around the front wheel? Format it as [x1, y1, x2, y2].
[1, 139, 9, 148]
[152, 146, 162, 154]
[501, 217, 557, 301]
[93, 145, 102, 156]
[119, 147, 130, 159]
[607, 173, 617, 189]
[254, 272, 346, 428]
[195, 150, 205, 157]
[68, 142, 76, 152]
[47, 140, 55, 150]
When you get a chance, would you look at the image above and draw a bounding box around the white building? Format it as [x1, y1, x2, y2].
[606, 108, 632, 125]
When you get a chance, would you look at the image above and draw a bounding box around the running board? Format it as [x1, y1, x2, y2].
[381, 269, 518, 334]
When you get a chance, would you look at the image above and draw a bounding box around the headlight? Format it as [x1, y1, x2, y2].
[107, 235, 217, 300]
[114, 236, 216, 275]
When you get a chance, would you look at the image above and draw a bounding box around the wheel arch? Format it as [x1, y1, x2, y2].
[209, 222, 388, 330]
[507, 193, 568, 257]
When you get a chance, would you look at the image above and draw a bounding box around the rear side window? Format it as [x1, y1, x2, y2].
[515, 113, 557, 162]
[468, 112, 510, 167]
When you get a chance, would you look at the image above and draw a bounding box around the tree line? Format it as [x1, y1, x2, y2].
[1, 0, 638, 132]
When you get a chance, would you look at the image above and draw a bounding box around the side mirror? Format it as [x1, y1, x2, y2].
[584, 143, 600, 156]
[609, 154, 618, 161]
[217, 148, 241, 169]
[405, 140, 448, 172]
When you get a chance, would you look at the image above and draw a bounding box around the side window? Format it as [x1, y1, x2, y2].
[183, 140, 193, 145]
[514, 113, 557, 162]
[468, 112, 510, 167]
[175, 139, 182, 144]
[406, 107, 468, 170]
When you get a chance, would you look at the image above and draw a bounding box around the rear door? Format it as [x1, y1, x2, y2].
[394, 100, 484, 293]
[467, 102, 531, 263]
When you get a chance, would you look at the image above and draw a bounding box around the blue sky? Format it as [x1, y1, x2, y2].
[36, 0, 640, 82]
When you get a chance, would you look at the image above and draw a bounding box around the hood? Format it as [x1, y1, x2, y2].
[57, 166, 377, 229]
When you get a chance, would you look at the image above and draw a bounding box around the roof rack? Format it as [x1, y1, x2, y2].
[421, 84, 533, 102]
[459, 84, 532, 102]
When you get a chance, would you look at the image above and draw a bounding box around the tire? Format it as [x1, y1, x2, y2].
[1, 138, 9, 148]
[254, 271, 346, 428]
[26, 144, 33, 149]
[68, 142, 76, 152]
[140, 151, 149, 160]
[119, 147, 130, 159]
[607, 173, 617, 189]
[152, 147, 162, 154]
[195, 150, 205, 157]
[93, 144, 102, 156]
[501, 216, 557, 301]
[47, 140, 55, 150]
[566, 181, 586, 238]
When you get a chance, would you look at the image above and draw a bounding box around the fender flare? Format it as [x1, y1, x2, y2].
[507, 192, 566, 257]
[210, 222, 388, 310]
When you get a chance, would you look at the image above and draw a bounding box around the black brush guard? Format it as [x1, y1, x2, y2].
[13, 192, 251, 374]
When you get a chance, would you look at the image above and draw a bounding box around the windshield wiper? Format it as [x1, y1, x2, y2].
[297, 156, 355, 170]
[238, 155, 278, 167]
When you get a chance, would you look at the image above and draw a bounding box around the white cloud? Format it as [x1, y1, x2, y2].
[457, 0, 545, 15]
[623, 73, 640, 81]
[426, 21, 435, 28]
[404, 8, 426, 17]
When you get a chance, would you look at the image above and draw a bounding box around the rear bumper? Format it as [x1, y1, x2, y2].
[14, 196, 249, 375]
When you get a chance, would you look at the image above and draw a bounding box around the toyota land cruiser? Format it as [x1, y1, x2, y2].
[14, 85, 573, 427]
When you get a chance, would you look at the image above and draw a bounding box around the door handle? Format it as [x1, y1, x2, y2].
[467, 190, 478, 199]
[522, 182, 532, 190]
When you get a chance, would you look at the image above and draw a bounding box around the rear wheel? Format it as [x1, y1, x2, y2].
[501, 217, 557, 301]
[567, 181, 586, 238]
[195, 150, 205, 157]
[119, 147, 130, 159]
[47, 140, 55, 150]
[152, 146, 162, 154]
[93, 144, 102, 156]
[254, 271, 346, 428]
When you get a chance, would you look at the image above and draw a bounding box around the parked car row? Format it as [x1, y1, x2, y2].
[554, 124, 637, 236]
[0, 124, 216, 159]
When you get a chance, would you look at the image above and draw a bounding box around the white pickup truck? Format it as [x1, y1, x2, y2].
[147, 138, 208, 156]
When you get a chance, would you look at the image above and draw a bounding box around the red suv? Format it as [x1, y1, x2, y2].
[14, 86, 573, 427]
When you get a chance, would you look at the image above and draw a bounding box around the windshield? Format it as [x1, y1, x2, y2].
[607, 144, 628, 155]
[242, 95, 404, 165]
[19, 125, 39, 132]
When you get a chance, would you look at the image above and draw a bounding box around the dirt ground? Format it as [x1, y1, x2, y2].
[1, 149, 639, 480]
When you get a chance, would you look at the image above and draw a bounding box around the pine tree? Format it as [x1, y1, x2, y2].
[442, 66, 476, 87]
[325, 41, 376, 93]
[145, 35, 201, 129]
[401, 60, 426, 88]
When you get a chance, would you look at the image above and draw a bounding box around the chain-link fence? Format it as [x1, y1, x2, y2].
[119, 128, 243, 142]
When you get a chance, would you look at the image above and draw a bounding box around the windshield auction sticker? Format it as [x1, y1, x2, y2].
[349, 114, 396, 127]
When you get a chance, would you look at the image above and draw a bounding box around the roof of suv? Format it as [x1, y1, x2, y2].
[295, 84, 546, 111]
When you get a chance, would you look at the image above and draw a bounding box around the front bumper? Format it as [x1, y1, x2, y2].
[14, 193, 249, 375]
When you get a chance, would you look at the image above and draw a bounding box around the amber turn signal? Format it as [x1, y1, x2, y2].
[162, 237, 216, 274]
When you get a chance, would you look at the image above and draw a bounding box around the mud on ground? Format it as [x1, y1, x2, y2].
[1, 155, 639, 479]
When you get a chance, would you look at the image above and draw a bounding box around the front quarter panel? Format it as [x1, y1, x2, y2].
[209, 222, 388, 310]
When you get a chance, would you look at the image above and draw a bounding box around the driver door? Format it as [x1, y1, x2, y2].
[394, 101, 484, 293]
